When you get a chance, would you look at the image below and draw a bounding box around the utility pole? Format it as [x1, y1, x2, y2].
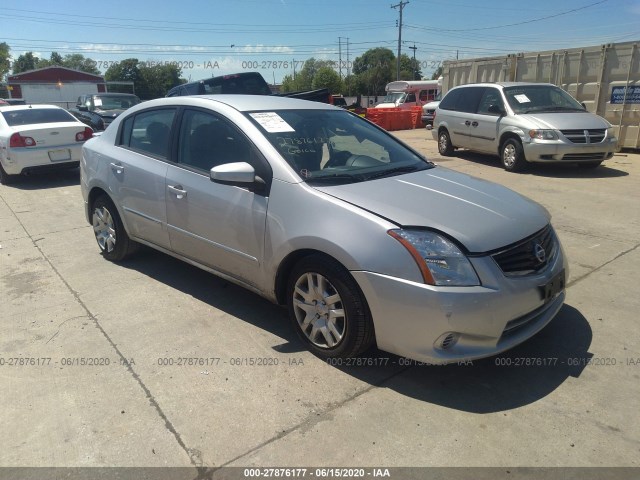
[409, 44, 417, 79]
[346, 37, 350, 95]
[338, 37, 343, 80]
[391, 1, 409, 81]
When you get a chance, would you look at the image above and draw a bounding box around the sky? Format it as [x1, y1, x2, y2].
[2, 0, 639, 83]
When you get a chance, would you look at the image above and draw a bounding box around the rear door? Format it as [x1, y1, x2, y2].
[471, 87, 506, 154]
[165, 108, 271, 286]
[110, 107, 177, 249]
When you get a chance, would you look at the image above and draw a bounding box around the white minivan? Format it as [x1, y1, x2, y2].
[432, 82, 618, 171]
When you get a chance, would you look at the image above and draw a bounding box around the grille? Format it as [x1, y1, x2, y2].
[560, 129, 606, 144]
[492, 225, 556, 276]
[562, 153, 606, 161]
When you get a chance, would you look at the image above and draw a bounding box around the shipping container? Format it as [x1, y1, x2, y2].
[442, 41, 640, 149]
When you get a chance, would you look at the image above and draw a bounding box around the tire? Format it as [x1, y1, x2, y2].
[501, 138, 527, 172]
[287, 254, 375, 359]
[0, 163, 18, 185]
[437, 129, 454, 156]
[91, 195, 138, 262]
[578, 161, 603, 169]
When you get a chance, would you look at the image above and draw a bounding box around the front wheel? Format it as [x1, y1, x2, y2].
[92, 195, 137, 261]
[287, 255, 375, 359]
[438, 130, 454, 156]
[501, 138, 527, 172]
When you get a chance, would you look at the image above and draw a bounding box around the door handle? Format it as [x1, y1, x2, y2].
[471, 121, 479, 127]
[168, 184, 187, 199]
[110, 162, 124, 174]
[464, 120, 471, 126]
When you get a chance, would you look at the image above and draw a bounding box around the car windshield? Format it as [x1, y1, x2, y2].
[1, 108, 77, 126]
[381, 92, 406, 104]
[246, 109, 433, 185]
[93, 95, 140, 111]
[503, 85, 585, 114]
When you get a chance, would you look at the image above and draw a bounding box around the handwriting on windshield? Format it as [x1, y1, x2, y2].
[277, 136, 327, 155]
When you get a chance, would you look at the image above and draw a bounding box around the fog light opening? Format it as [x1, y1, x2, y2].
[436, 332, 460, 351]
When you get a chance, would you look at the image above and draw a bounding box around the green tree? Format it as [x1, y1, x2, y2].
[352, 48, 395, 96]
[49, 52, 64, 66]
[12, 52, 40, 74]
[400, 53, 422, 80]
[431, 65, 443, 80]
[312, 66, 343, 93]
[0, 42, 11, 80]
[62, 54, 100, 75]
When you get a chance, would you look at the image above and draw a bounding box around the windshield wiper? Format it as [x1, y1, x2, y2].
[304, 172, 365, 184]
[524, 106, 585, 114]
[364, 164, 428, 181]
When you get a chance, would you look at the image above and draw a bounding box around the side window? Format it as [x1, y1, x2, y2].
[177, 109, 252, 173]
[439, 89, 461, 111]
[457, 87, 486, 113]
[477, 88, 505, 115]
[123, 109, 176, 159]
[405, 93, 416, 103]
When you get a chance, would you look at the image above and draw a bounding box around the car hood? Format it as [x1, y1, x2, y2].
[313, 167, 549, 253]
[519, 111, 610, 130]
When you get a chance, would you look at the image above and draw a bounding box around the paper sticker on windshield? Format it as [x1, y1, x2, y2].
[93, 98, 103, 107]
[513, 94, 531, 104]
[250, 112, 295, 133]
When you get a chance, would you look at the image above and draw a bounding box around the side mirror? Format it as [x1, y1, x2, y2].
[488, 104, 505, 115]
[210, 162, 259, 186]
[77, 105, 89, 112]
[581, 102, 588, 111]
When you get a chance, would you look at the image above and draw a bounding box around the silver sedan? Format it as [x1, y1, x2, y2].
[81, 95, 567, 364]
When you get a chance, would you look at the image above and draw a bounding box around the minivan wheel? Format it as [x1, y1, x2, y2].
[92, 195, 137, 261]
[438, 130, 454, 156]
[501, 138, 527, 172]
[287, 255, 374, 359]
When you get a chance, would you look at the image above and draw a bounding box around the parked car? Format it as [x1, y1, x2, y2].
[422, 92, 441, 128]
[81, 95, 567, 364]
[0, 105, 93, 184]
[167, 72, 332, 104]
[69, 93, 141, 131]
[433, 82, 617, 171]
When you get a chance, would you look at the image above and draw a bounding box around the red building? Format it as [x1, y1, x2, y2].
[7, 66, 106, 106]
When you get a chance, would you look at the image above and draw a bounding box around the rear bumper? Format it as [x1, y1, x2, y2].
[1, 144, 83, 175]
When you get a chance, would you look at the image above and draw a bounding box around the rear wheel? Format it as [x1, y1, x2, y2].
[287, 255, 375, 359]
[501, 138, 527, 172]
[438, 130, 454, 156]
[92, 195, 138, 261]
[0, 163, 18, 185]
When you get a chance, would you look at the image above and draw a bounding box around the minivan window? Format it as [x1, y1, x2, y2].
[477, 88, 505, 115]
[503, 85, 585, 114]
[439, 89, 461, 111]
[456, 87, 486, 113]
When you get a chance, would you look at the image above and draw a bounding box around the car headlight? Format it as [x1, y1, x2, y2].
[388, 229, 480, 286]
[529, 129, 558, 140]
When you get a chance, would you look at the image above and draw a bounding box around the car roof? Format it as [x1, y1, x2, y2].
[91, 93, 138, 96]
[128, 94, 339, 113]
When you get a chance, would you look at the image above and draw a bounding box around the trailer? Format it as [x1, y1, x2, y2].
[442, 41, 640, 149]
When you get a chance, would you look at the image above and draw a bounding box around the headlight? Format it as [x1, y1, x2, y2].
[388, 229, 480, 286]
[529, 129, 558, 140]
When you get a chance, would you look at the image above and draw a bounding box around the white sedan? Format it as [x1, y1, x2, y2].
[0, 104, 93, 184]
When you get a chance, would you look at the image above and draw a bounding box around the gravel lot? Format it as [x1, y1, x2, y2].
[1, 129, 638, 476]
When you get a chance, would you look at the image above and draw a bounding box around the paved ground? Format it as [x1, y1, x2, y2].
[1, 130, 639, 474]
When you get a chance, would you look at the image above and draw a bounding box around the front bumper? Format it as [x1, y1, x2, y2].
[352, 241, 568, 364]
[523, 137, 617, 163]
